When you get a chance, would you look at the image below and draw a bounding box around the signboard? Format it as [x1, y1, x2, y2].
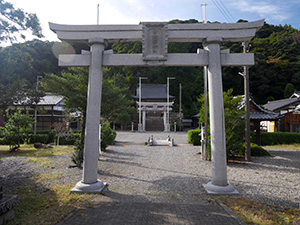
[142, 22, 168, 61]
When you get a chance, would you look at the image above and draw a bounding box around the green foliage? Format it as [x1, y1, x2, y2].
[284, 83, 295, 98]
[42, 67, 135, 126]
[0, 0, 43, 44]
[101, 120, 116, 150]
[188, 129, 201, 145]
[55, 133, 81, 145]
[27, 134, 49, 144]
[2, 108, 34, 151]
[249, 24, 300, 103]
[198, 89, 244, 158]
[238, 143, 271, 156]
[0, 137, 9, 145]
[71, 137, 83, 167]
[42, 67, 88, 114]
[70, 121, 116, 167]
[258, 132, 300, 145]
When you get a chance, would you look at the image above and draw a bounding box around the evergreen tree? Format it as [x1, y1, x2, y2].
[284, 83, 296, 98]
[0, 0, 43, 45]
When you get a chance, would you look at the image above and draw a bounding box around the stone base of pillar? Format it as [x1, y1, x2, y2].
[203, 182, 239, 195]
[71, 180, 107, 194]
[138, 123, 143, 132]
[164, 124, 170, 132]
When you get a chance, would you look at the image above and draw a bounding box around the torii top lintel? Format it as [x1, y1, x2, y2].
[49, 19, 264, 43]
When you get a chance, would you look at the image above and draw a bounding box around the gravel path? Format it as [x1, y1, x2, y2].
[1, 131, 300, 210]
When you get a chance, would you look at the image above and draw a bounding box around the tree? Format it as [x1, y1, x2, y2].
[198, 89, 244, 159]
[0, 0, 43, 45]
[2, 108, 34, 151]
[42, 67, 133, 165]
[0, 79, 28, 112]
[42, 67, 88, 160]
[284, 83, 295, 98]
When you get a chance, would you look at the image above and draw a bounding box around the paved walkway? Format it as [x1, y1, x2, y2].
[57, 131, 244, 225]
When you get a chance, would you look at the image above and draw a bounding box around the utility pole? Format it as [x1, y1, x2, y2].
[179, 83, 182, 131]
[201, 3, 207, 23]
[138, 77, 147, 132]
[97, 4, 100, 25]
[202, 3, 208, 160]
[34, 76, 42, 142]
[243, 41, 251, 161]
[167, 77, 175, 132]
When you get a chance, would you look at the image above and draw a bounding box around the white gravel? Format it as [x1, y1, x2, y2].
[1, 131, 299, 209]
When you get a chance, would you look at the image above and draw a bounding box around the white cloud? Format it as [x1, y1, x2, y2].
[231, 0, 291, 22]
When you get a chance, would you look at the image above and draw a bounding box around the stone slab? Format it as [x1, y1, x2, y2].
[56, 201, 245, 225]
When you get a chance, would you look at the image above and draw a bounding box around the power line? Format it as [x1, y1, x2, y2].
[212, 0, 232, 22]
[212, 0, 234, 23]
[217, 0, 236, 22]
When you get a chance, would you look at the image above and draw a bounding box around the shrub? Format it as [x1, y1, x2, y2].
[198, 89, 244, 158]
[2, 108, 34, 151]
[26, 130, 57, 144]
[188, 129, 201, 145]
[251, 131, 300, 145]
[56, 133, 81, 145]
[28, 134, 49, 144]
[238, 143, 271, 157]
[71, 137, 83, 167]
[101, 120, 116, 150]
[0, 137, 9, 145]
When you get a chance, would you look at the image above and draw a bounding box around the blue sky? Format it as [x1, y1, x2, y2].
[7, 0, 300, 42]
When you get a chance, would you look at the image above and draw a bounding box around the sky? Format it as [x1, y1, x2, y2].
[6, 0, 300, 43]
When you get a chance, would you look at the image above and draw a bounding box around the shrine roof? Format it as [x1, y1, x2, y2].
[263, 98, 300, 112]
[241, 98, 283, 121]
[133, 84, 175, 100]
[194, 96, 282, 121]
[14, 94, 65, 106]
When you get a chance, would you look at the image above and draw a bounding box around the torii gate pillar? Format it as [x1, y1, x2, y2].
[71, 38, 107, 193]
[202, 37, 237, 194]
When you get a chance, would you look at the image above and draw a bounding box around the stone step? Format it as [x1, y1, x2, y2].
[146, 116, 164, 131]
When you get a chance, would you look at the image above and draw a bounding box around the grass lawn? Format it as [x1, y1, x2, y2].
[0, 144, 73, 157]
[264, 144, 300, 151]
[219, 196, 300, 225]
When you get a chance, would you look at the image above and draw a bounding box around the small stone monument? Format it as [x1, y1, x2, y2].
[148, 135, 174, 146]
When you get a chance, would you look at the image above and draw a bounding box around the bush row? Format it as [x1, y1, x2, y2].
[56, 133, 81, 145]
[190, 130, 300, 146]
[0, 128, 116, 147]
[251, 131, 300, 145]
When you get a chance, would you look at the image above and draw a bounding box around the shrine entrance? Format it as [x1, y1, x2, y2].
[49, 19, 264, 194]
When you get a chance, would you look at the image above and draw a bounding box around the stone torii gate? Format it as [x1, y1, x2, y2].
[49, 19, 264, 194]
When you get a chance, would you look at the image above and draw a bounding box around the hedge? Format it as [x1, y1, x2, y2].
[56, 133, 81, 145]
[27, 134, 49, 144]
[251, 131, 300, 145]
[188, 129, 201, 145]
[0, 134, 49, 145]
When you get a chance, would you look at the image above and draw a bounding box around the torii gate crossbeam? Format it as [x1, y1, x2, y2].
[49, 20, 264, 194]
